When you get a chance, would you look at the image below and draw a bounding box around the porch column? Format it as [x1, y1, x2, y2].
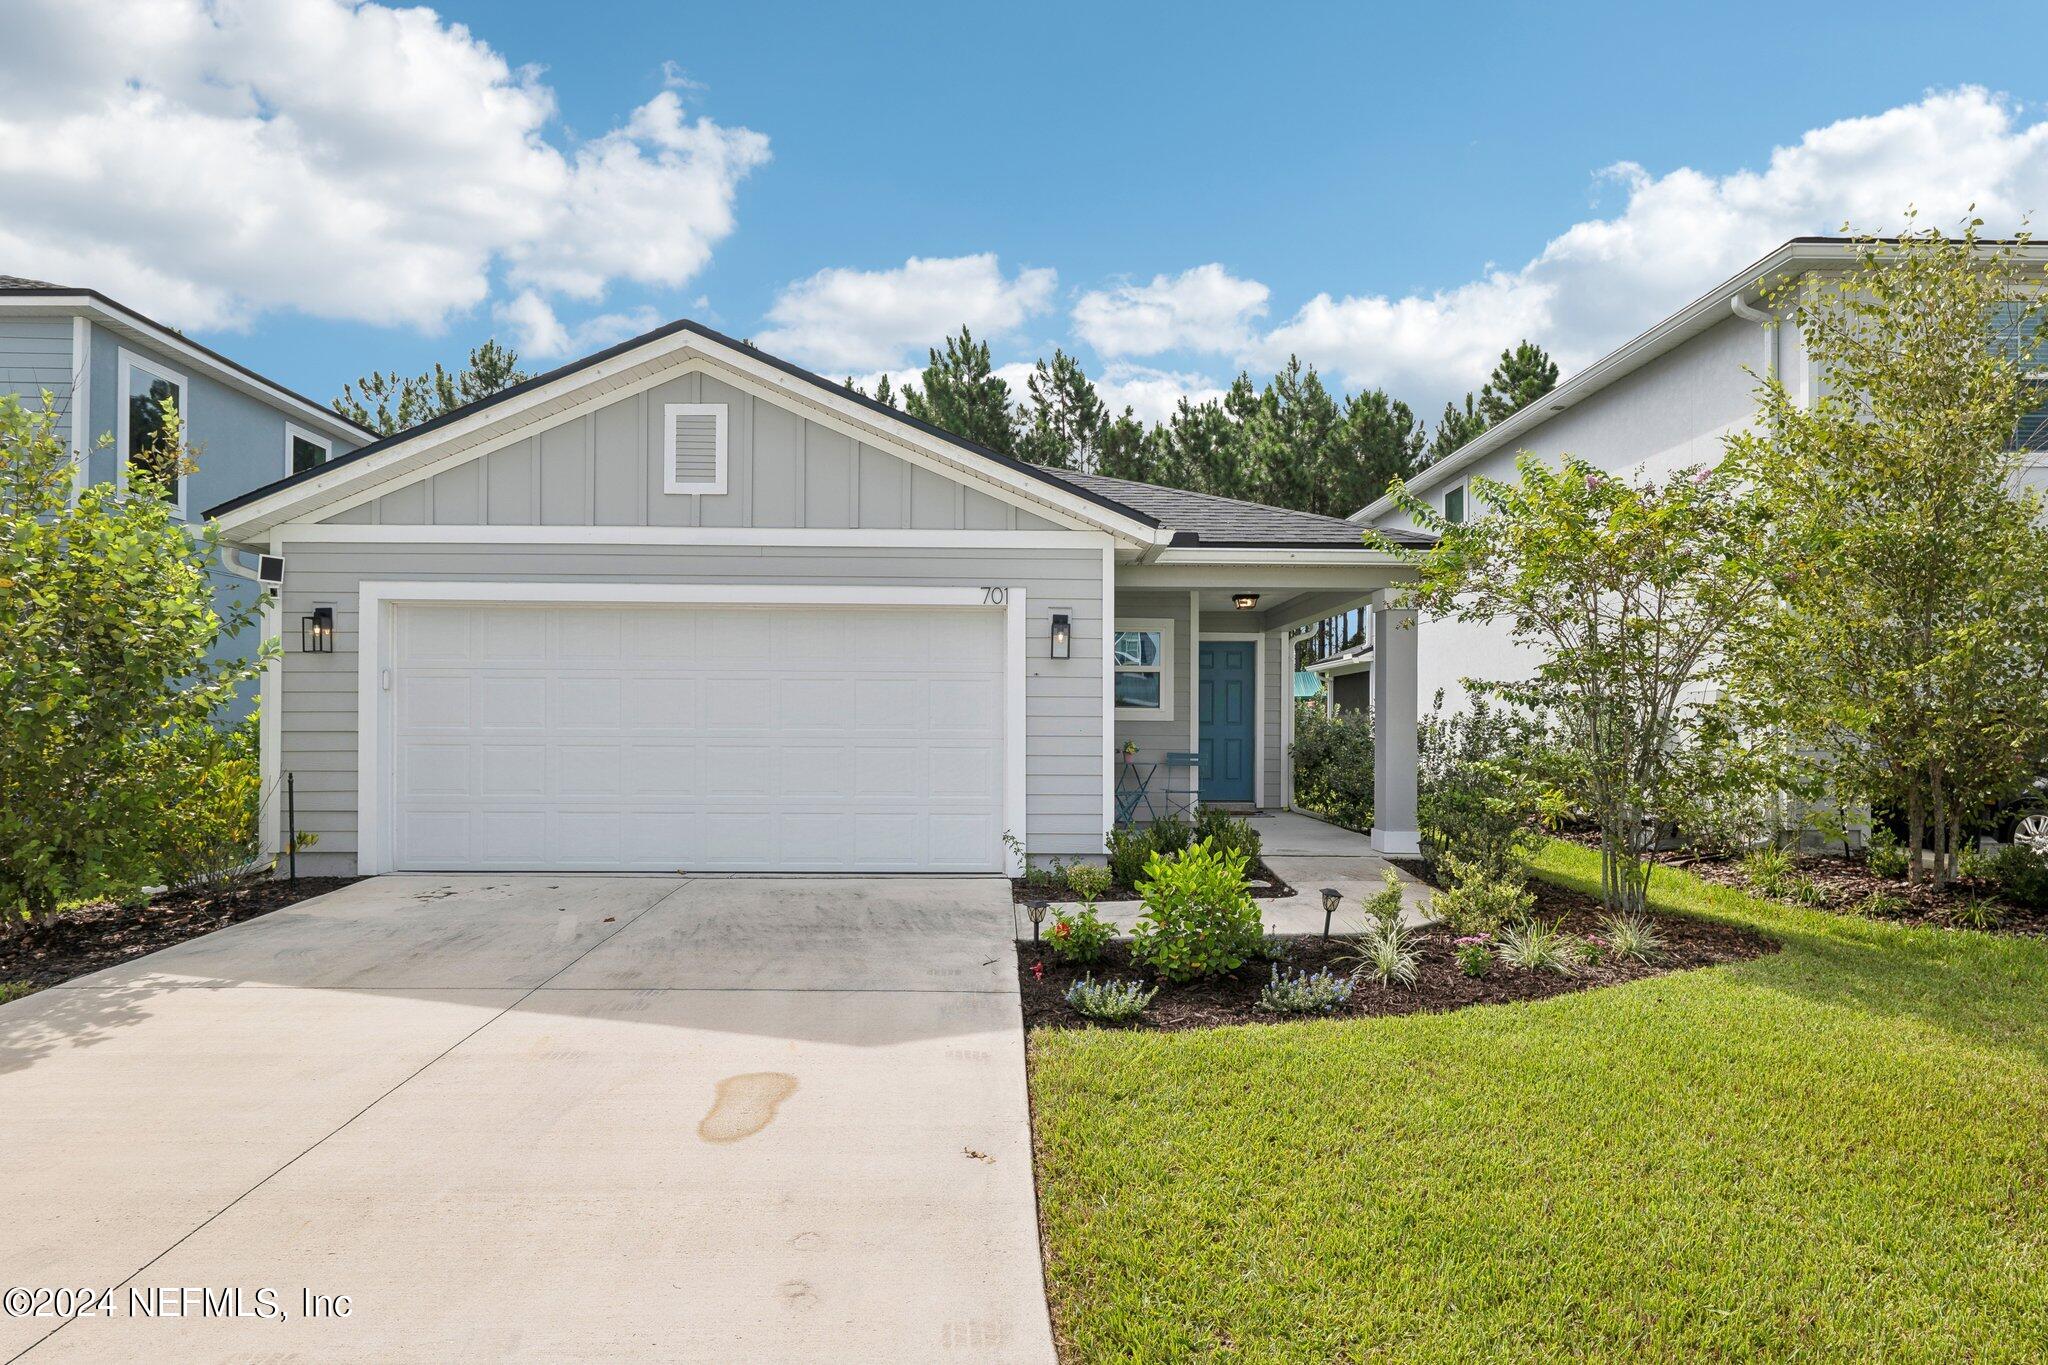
[1369, 589, 1420, 855]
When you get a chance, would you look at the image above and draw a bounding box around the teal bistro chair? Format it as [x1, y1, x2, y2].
[1160, 751, 1200, 819]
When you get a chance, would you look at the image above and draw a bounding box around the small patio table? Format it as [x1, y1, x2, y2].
[1115, 755, 1160, 824]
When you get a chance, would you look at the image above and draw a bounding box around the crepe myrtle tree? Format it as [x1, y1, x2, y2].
[0, 393, 268, 925]
[1724, 216, 2048, 885]
[1371, 454, 1770, 911]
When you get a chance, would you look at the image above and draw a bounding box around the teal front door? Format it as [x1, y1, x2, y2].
[1199, 641, 1256, 803]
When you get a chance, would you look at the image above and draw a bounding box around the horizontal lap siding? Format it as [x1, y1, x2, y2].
[0, 318, 73, 443]
[277, 543, 1106, 871]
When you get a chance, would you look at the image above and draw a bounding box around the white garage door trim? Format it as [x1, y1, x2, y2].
[356, 581, 1028, 876]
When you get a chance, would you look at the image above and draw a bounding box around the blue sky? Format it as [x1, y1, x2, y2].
[9, 1, 2047, 425]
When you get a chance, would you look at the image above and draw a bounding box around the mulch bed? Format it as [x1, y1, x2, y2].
[1561, 831, 2048, 937]
[1012, 860, 1293, 905]
[1018, 877, 1773, 1033]
[0, 877, 360, 992]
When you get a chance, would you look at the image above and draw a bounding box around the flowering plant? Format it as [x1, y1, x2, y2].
[1453, 933, 1494, 979]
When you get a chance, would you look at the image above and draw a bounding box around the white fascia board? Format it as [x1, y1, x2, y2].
[0, 294, 372, 445]
[1349, 238, 1848, 524]
[1149, 546, 1409, 566]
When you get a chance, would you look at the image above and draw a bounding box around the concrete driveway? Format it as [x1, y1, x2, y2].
[0, 876, 1054, 1363]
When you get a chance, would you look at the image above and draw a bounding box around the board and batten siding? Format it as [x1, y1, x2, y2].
[275, 543, 1106, 873]
[327, 369, 1059, 533]
[0, 317, 74, 443]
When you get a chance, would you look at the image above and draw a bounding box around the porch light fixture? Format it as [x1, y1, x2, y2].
[1049, 610, 1072, 660]
[1026, 898, 1049, 944]
[1320, 887, 1341, 939]
[302, 605, 335, 653]
[1232, 593, 1260, 611]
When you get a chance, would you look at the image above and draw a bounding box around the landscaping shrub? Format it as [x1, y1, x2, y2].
[1986, 843, 2048, 910]
[1362, 867, 1405, 932]
[1453, 935, 1494, 978]
[1852, 890, 1911, 920]
[1290, 703, 1374, 830]
[1254, 932, 1292, 963]
[1497, 918, 1575, 974]
[1417, 693, 1549, 887]
[1045, 903, 1115, 965]
[1064, 975, 1157, 1023]
[1863, 824, 1910, 880]
[1256, 964, 1355, 1015]
[1348, 919, 1420, 988]
[1063, 862, 1114, 902]
[1105, 812, 1193, 888]
[1740, 847, 1795, 898]
[1128, 837, 1263, 982]
[1598, 912, 1667, 963]
[1193, 805, 1261, 864]
[1948, 898, 2004, 931]
[1426, 856, 1535, 936]
[143, 717, 265, 891]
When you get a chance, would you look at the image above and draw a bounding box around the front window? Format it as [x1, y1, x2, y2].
[1443, 484, 1467, 525]
[1992, 301, 2048, 450]
[287, 423, 332, 474]
[120, 350, 189, 513]
[1114, 619, 1175, 719]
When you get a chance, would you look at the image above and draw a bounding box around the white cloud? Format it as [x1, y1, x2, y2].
[0, 0, 768, 333]
[1094, 363, 1225, 424]
[1252, 87, 2048, 410]
[1072, 264, 1269, 357]
[757, 254, 1056, 373]
[494, 291, 660, 361]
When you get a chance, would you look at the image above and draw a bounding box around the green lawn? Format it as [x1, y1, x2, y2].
[1030, 841, 2048, 1362]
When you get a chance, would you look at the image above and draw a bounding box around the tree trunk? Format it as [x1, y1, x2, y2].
[1906, 783, 1924, 886]
[1930, 765, 1948, 888]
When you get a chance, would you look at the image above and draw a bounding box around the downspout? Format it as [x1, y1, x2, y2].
[1730, 292, 1775, 378]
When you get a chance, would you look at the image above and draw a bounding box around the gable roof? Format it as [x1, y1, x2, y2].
[1047, 470, 1429, 548]
[0, 275, 376, 443]
[205, 317, 1158, 535]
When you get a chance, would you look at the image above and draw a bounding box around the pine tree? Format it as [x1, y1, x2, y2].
[1333, 388, 1426, 513]
[1015, 350, 1110, 470]
[1247, 356, 1344, 514]
[334, 340, 531, 436]
[901, 327, 1017, 455]
[1427, 392, 1487, 464]
[872, 372, 897, 409]
[1478, 340, 1560, 425]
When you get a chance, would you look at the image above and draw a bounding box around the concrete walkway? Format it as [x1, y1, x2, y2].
[0, 876, 1055, 1363]
[1096, 810, 1434, 935]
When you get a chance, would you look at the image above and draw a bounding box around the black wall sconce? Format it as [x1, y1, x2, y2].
[302, 605, 335, 653]
[1050, 610, 1072, 660]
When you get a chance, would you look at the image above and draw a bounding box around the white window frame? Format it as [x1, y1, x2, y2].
[662, 401, 728, 495]
[116, 347, 190, 518]
[284, 422, 333, 477]
[1113, 617, 1176, 721]
[1442, 479, 1468, 526]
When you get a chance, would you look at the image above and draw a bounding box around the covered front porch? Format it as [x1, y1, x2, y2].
[1106, 547, 1420, 856]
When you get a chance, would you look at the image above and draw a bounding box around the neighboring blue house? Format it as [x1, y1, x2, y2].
[0, 275, 374, 719]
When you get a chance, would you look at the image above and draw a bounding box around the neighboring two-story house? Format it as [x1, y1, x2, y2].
[0, 275, 373, 718]
[1309, 236, 2048, 717]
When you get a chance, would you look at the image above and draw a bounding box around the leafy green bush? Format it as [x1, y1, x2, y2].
[1290, 703, 1375, 830]
[1498, 918, 1575, 974]
[1598, 912, 1667, 963]
[1417, 693, 1550, 886]
[1348, 918, 1420, 988]
[1362, 867, 1406, 932]
[1852, 890, 1911, 919]
[1256, 964, 1355, 1015]
[1948, 897, 2004, 931]
[1986, 843, 2048, 910]
[1105, 812, 1193, 888]
[143, 717, 265, 891]
[1063, 862, 1114, 902]
[1864, 825, 1909, 880]
[1426, 856, 1535, 936]
[1045, 903, 1115, 964]
[1064, 975, 1157, 1022]
[1193, 805, 1261, 865]
[1129, 837, 1263, 982]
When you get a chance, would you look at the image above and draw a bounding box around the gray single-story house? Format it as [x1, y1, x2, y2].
[207, 322, 1425, 877]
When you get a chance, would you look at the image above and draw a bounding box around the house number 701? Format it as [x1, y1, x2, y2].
[981, 586, 1008, 605]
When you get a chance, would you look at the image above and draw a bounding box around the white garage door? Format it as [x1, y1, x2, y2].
[383, 601, 1006, 872]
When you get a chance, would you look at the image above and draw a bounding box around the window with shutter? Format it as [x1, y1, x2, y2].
[663, 403, 728, 494]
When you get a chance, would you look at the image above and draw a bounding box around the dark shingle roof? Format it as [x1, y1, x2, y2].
[0, 274, 62, 290]
[1044, 470, 1430, 548]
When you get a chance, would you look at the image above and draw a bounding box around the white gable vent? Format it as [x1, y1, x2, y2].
[663, 402, 728, 495]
